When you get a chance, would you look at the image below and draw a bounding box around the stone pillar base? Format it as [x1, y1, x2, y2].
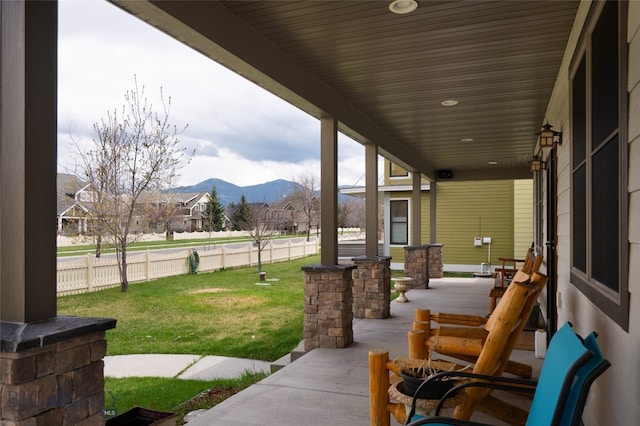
[352, 256, 392, 319]
[1, 316, 116, 425]
[426, 244, 444, 278]
[404, 246, 429, 288]
[302, 264, 356, 351]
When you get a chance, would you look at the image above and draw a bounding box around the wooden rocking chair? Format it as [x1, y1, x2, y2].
[404, 323, 611, 426]
[370, 272, 548, 426]
[408, 250, 544, 379]
[490, 247, 543, 313]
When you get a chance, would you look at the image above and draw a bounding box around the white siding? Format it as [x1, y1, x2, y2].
[544, 2, 640, 424]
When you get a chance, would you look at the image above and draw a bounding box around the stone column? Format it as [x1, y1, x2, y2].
[352, 256, 392, 319]
[426, 244, 444, 278]
[1, 316, 116, 425]
[403, 246, 429, 289]
[302, 264, 356, 351]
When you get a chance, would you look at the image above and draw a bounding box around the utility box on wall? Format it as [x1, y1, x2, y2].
[474, 237, 482, 247]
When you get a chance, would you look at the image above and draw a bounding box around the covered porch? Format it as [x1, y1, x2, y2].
[187, 277, 542, 426]
[1, 1, 636, 425]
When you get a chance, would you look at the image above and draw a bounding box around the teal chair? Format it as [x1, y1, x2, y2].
[560, 331, 610, 426]
[405, 322, 608, 426]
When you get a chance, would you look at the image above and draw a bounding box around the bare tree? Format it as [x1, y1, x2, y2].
[243, 202, 280, 274]
[290, 172, 320, 241]
[78, 77, 188, 291]
[339, 198, 366, 230]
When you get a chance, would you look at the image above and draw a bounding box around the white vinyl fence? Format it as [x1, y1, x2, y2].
[57, 237, 319, 296]
[56, 230, 253, 247]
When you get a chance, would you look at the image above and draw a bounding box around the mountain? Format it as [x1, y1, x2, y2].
[172, 178, 299, 206]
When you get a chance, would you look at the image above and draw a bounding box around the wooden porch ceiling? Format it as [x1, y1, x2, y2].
[112, 0, 579, 181]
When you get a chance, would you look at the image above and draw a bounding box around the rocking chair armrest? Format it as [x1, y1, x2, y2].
[406, 378, 538, 426]
[433, 379, 536, 417]
[428, 370, 538, 387]
[406, 370, 538, 424]
[431, 312, 488, 327]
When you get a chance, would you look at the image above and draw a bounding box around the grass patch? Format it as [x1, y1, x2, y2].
[58, 255, 319, 361]
[104, 371, 266, 424]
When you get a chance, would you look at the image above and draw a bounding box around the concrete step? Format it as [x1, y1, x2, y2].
[290, 340, 306, 362]
[270, 341, 306, 374]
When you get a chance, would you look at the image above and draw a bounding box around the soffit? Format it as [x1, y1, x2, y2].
[113, 0, 579, 181]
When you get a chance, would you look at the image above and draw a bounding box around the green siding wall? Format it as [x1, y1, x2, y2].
[433, 180, 514, 266]
[387, 179, 533, 270]
[513, 180, 534, 255]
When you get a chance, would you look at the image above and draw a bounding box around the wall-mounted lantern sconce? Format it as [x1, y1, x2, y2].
[539, 122, 562, 148]
[530, 155, 546, 172]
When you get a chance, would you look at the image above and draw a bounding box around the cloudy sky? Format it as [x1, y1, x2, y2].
[57, 0, 372, 188]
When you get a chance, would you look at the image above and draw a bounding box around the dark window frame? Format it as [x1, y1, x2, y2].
[569, 0, 629, 330]
[390, 199, 409, 245]
[389, 162, 409, 178]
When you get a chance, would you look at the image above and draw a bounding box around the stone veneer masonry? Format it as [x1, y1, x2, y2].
[403, 245, 444, 289]
[302, 264, 356, 351]
[427, 244, 444, 279]
[1, 316, 116, 425]
[352, 256, 392, 319]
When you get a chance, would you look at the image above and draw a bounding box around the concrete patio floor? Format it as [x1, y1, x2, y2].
[187, 277, 543, 426]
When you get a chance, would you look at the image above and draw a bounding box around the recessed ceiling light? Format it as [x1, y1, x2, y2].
[461, 138, 474, 142]
[488, 161, 498, 165]
[440, 99, 458, 107]
[389, 0, 418, 14]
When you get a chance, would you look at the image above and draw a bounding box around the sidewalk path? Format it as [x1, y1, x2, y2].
[104, 354, 271, 380]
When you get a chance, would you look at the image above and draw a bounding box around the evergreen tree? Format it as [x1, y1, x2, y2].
[232, 195, 252, 231]
[202, 186, 225, 231]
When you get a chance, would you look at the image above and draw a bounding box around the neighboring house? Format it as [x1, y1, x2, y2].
[266, 200, 297, 234]
[56, 173, 91, 234]
[223, 199, 317, 234]
[135, 192, 211, 233]
[269, 195, 320, 234]
[341, 161, 533, 272]
[56, 175, 212, 235]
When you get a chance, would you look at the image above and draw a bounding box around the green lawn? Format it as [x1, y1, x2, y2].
[58, 254, 318, 361]
[57, 253, 402, 421]
[104, 373, 266, 425]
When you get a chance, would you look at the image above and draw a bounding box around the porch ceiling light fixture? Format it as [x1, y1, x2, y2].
[440, 99, 458, 107]
[539, 122, 562, 148]
[530, 155, 546, 172]
[389, 0, 418, 14]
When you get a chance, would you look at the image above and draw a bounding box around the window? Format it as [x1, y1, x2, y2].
[390, 200, 408, 245]
[390, 162, 409, 178]
[570, 0, 629, 330]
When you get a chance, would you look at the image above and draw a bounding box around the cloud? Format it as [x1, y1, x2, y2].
[57, 0, 367, 188]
